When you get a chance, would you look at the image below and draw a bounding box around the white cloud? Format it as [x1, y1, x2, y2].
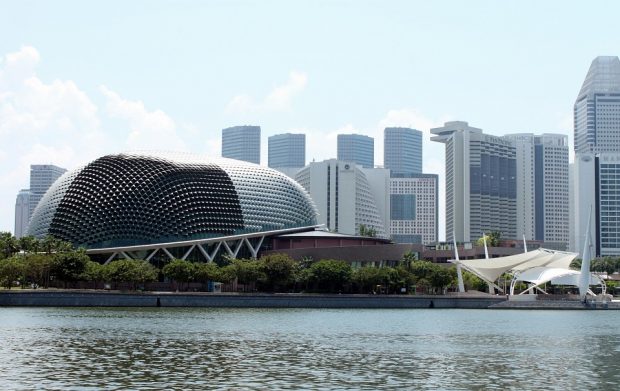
[100, 85, 187, 151]
[0, 46, 107, 232]
[226, 71, 308, 114]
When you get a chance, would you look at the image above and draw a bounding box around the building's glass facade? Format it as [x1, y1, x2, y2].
[221, 125, 261, 164]
[337, 134, 374, 168]
[268, 133, 305, 169]
[384, 127, 422, 175]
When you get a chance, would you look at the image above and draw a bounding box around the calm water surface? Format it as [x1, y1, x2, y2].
[0, 307, 619, 390]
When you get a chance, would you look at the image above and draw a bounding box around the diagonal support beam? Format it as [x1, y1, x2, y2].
[162, 247, 175, 260]
[181, 245, 196, 260]
[105, 252, 118, 265]
[146, 248, 160, 261]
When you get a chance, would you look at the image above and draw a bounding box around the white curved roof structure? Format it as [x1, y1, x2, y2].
[454, 248, 578, 285]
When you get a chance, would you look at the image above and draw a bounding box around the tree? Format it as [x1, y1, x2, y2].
[105, 259, 158, 290]
[0, 232, 20, 259]
[0, 256, 25, 289]
[428, 266, 456, 294]
[194, 262, 221, 283]
[259, 253, 297, 292]
[162, 259, 195, 291]
[358, 224, 377, 238]
[51, 249, 89, 288]
[401, 251, 417, 270]
[232, 258, 265, 291]
[23, 253, 53, 288]
[308, 259, 352, 292]
[18, 236, 40, 254]
[476, 231, 501, 247]
[81, 260, 106, 289]
[352, 266, 384, 293]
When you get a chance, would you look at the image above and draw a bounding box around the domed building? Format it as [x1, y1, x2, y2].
[28, 151, 318, 262]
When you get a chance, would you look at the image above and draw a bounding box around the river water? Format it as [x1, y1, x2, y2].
[0, 307, 618, 390]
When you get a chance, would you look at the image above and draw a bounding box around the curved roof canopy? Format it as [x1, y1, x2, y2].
[452, 248, 578, 284]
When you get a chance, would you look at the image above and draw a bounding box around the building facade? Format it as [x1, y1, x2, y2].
[574, 56, 620, 256]
[29, 164, 67, 220]
[431, 121, 517, 242]
[295, 159, 388, 238]
[389, 174, 438, 244]
[504, 133, 569, 249]
[337, 134, 374, 168]
[14, 189, 31, 238]
[221, 125, 261, 164]
[268, 133, 305, 169]
[384, 127, 423, 175]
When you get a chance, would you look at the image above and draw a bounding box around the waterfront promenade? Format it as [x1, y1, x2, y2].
[0, 290, 504, 308]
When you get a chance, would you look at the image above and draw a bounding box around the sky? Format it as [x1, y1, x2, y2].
[1, 0, 619, 238]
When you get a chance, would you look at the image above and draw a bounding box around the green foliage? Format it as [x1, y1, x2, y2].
[217, 264, 237, 283]
[259, 253, 296, 291]
[307, 259, 352, 292]
[232, 258, 265, 285]
[162, 259, 195, 290]
[0, 256, 25, 288]
[358, 224, 377, 238]
[351, 266, 384, 293]
[81, 260, 106, 288]
[0, 231, 20, 259]
[462, 270, 488, 292]
[476, 231, 501, 247]
[23, 254, 52, 288]
[194, 262, 221, 283]
[105, 259, 158, 289]
[51, 249, 89, 287]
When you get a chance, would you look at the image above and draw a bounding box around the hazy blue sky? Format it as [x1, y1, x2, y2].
[1, 0, 619, 237]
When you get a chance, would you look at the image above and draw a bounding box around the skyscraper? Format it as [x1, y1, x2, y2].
[574, 56, 620, 257]
[431, 121, 516, 242]
[337, 134, 374, 168]
[14, 189, 31, 238]
[574, 56, 620, 154]
[268, 133, 306, 169]
[295, 159, 388, 238]
[390, 174, 438, 244]
[29, 164, 67, 219]
[504, 133, 569, 248]
[221, 125, 261, 164]
[384, 127, 423, 175]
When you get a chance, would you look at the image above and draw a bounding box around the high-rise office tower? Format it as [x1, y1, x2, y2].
[574, 56, 620, 257]
[384, 127, 423, 175]
[29, 164, 67, 219]
[574, 56, 620, 154]
[268, 133, 306, 169]
[390, 174, 438, 244]
[295, 159, 388, 238]
[221, 125, 261, 164]
[14, 189, 31, 238]
[337, 134, 374, 168]
[504, 133, 569, 249]
[431, 121, 517, 242]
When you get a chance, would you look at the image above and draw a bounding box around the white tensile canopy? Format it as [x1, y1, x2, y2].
[450, 248, 606, 295]
[454, 248, 577, 285]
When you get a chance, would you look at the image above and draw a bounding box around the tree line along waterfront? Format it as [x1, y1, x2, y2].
[1, 231, 618, 295]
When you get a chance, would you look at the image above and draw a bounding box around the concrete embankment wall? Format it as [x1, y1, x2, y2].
[0, 291, 505, 309]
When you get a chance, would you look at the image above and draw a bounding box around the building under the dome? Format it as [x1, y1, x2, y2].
[28, 151, 319, 263]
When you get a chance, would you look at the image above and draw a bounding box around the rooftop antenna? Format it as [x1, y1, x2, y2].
[453, 232, 465, 293]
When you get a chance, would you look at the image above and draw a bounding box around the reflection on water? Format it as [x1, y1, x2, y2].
[1, 307, 619, 390]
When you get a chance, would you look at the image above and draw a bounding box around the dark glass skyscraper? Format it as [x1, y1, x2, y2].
[384, 127, 423, 175]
